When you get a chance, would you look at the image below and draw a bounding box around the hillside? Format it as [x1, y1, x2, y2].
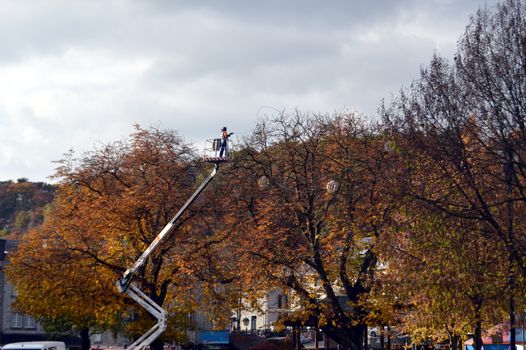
[0, 179, 56, 237]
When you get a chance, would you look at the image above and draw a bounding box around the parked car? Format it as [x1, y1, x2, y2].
[2, 342, 66, 350]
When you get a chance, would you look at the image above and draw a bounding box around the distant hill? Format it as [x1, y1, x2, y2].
[0, 178, 56, 237]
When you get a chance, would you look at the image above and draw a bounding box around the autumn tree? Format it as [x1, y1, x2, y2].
[382, 1, 526, 349]
[217, 112, 397, 350]
[377, 200, 509, 350]
[7, 126, 236, 350]
[7, 222, 126, 350]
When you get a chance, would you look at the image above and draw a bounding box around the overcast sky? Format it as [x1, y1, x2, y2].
[0, 0, 500, 183]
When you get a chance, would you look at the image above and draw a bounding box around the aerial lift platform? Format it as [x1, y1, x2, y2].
[116, 138, 232, 350]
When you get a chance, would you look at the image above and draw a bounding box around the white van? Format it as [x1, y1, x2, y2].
[2, 341, 66, 350]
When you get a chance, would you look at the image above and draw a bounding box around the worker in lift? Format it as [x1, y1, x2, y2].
[219, 126, 233, 158]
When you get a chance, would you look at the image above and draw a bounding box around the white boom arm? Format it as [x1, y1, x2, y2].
[116, 163, 219, 350]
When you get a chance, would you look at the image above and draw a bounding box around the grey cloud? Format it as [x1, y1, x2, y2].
[0, 0, 503, 182]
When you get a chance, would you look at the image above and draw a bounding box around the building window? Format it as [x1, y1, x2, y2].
[277, 294, 288, 309]
[12, 312, 24, 328]
[187, 312, 196, 328]
[93, 334, 102, 343]
[251, 316, 257, 331]
[12, 313, 36, 329]
[25, 315, 36, 328]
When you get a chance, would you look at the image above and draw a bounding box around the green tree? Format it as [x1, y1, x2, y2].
[383, 1, 526, 348]
[378, 205, 508, 350]
[14, 211, 31, 230]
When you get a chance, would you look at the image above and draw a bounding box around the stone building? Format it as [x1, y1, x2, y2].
[0, 240, 46, 345]
[232, 289, 289, 333]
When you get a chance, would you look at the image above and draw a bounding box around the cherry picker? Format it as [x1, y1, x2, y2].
[116, 138, 231, 350]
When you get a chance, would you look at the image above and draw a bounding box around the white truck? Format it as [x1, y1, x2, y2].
[2, 341, 66, 350]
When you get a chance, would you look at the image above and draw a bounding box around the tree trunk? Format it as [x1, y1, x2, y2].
[380, 327, 385, 350]
[506, 147, 517, 350]
[449, 334, 460, 350]
[386, 326, 391, 350]
[510, 294, 516, 350]
[324, 325, 366, 350]
[475, 309, 483, 350]
[296, 328, 301, 350]
[151, 338, 164, 350]
[80, 327, 90, 350]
